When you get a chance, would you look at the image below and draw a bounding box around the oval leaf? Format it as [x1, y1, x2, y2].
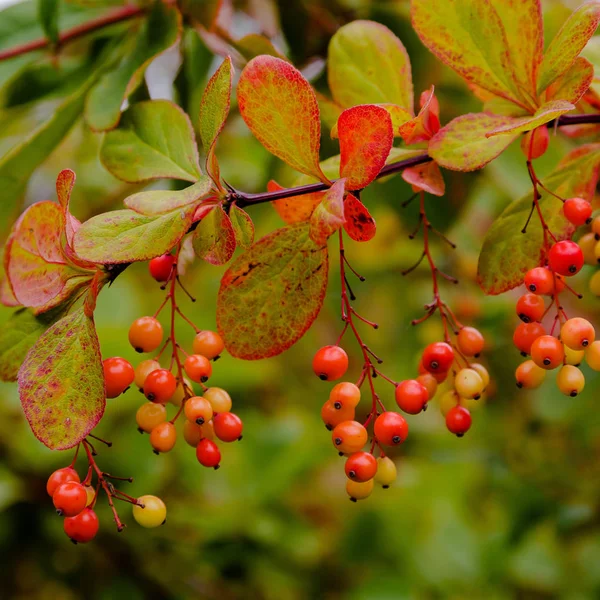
[125, 178, 213, 215]
[192, 206, 236, 265]
[309, 179, 346, 245]
[18, 307, 105, 450]
[343, 194, 376, 242]
[268, 180, 325, 224]
[402, 161, 445, 196]
[545, 57, 594, 105]
[217, 224, 329, 359]
[485, 100, 574, 137]
[237, 55, 327, 182]
[229, 205, 254, 249]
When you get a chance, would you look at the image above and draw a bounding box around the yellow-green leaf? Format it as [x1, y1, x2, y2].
[124, 178, 213, 215]
[545, 57, 594, 105]
[486, 100, 574, 137]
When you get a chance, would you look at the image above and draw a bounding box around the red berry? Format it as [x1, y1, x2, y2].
[373, 412, 409, 446]
[149, 421, 177, 453]
[184, 354, 213, 383]
[47, 467, 80, 497]
[521, 126, 549, 160]
[329, 382, 361, 409]
[143, 369, 177, 403]
[418, 359, 448, 383]
[128, 316, 163, 353]
[149, 254, 175, 282]
[312, 345, 349, 381]
[513, 322, 546, 355]
[64, 507, 99, 544]
[395, 379, 428, 414]
[344, 452, 377, 482]
[103, 357, 135, 398]
[53, 481, 88, 517]
[445, 406, 472, 437]
[456, 327, 485, 357]
[563, 198, 592, 227]
[196, 439, 221, 468]
[421, 342, 454, 373]
[321, 400, 355, 430]
[548, 240, 584, 276]
[524, 267, 555, 295]
[530, 335, 564, 369]
[213, 412, 243, 442]
[331, 420, 368, 454]
[516, 293, 546, 323]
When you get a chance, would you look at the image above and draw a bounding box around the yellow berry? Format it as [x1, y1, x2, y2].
[439, 389, 460, 417]
[469, 363, 490, 389]
[590, 271, 600, 297]
[592, 215, 600, 237]
[134, 360, 161, 389]
[170, 378, 193, 407]
[203, 387, 232, 412]
[556, 365, 585, 397]
[84, 485, 95, 507]
[136, 402, 167, 433]
[454, 368, 484, 399]
[579, 232, 597, 265]
[374, 456, 397, 488]
[133, 495, 166, 528]
[585, 340, 600, 370]
[346, 478, 374, 501]
[564, 345, 584, 366]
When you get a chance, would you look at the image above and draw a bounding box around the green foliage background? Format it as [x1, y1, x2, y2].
[1, 1, 600, 598]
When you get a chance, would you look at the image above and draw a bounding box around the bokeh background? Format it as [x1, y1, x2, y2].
[1, 1, 600, 598]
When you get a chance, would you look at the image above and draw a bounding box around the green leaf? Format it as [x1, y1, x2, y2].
[486, 100, 574, 137]
[545, 57, 594, 105]
[38, 0, 59, 43]
[232, 34, 288, 62]
[428, 113, 520, 172]
[100, 100, 202, 183]
[85, 1, 181, 131]
[18, 307, 105, 450]
[217, 224, 329, 359]
[309, 179, 346, 245]
[536, 2, 600, 95]
[229, 205, 254, 249]
[192, 206, 236, 265]
[478, 143, 600, 294]
[74, 205, 197, 264]
[124, 178, 213, 215]
[327, 20, 414, 114]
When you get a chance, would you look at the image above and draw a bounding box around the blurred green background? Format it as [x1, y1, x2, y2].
[1, 1, 600, 598]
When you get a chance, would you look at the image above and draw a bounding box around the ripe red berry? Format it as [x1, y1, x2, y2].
[63, 507, 99, 544]
[513, 321, 546, 355]
[184, 396, 213, 425]
[421, 342, 454, 374]
[331, 420, 368, 453]
[395, 379, 428, 414]
[213, 412, 243, 442]
[321, 400, 355, 430]
[102, 357, 135, 398]
[548, 240, 584, 276]
[418, 359, 448, 383]
[524, 267, 558, 295]
[373, 412, 409, 446]
[143, 368, 177, 403]
[196, 438, 221, 468]
[516, 293, 546, 323]
[128, 316, 163, 353]
[149, 254, 175, 282]
[47, 467, 80, 497]
[312, 345, 349, 381]
[344, 452, 377, 482]
[563, 197, 592, 227]
[184, 354, 213, 383]
[561, 317, 595, 350]
[193, 330, 225, 359]
[456, 327, 485, 357]
[445, 406, 472, 437]
[530, 335, 565, 369]
[53, 481, 88, 517]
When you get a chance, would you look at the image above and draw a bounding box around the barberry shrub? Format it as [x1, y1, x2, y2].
[1, 0, 600, 541]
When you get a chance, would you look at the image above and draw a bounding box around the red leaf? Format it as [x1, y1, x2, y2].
[398, 86, 439, 144]
[343, 194, 376, 242]
[267, 180, 325, 224]
[402, 161, 445, 196]
[309, 179, 346, 245]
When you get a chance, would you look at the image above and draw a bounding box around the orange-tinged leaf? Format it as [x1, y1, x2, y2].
[192, 206, 236, 265]
[55, 169, 78, 247]
[343, 194, 376, 242]
[237, 56, 326, 182]
[268, 180, 325, 224]
[485, 100, 574, 136]
[331, 104, 411, 138]
[328, 20, 413, 114]
[536, 2, 600, 95]
[309, 179, 346, 245]
[0, 275, 19, 308]
[217, 224, 328, 359]
[398, 87, 439, 144]
[402, 162, 445, 196]
[338, 105, 393, 190]
[545, 57, 594, 105]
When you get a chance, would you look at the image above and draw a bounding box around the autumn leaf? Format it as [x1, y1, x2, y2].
[485, 100, 574, 136]
[343, 194, 376, 242]
[402, 161, 445, 196]
[267, 180, 325, 224]
[398, 87, 439, 144]
[545, 57, 594, 105]
[309, 179, 346, 245]
[192, 206, 236, 265]
[124, 178, 213, 215]
[229, 205, 254, 249]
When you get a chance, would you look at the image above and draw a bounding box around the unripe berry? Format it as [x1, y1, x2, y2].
[149, 254, 175, 282]
[128, 316, 163, 353]
[184, 396, 213, 425]
[53, 481, 87, 517]
[590, 270, 600, 296]
[344, 452, 377, 482]
[64, 507, 99, 544]
[134, 359, 160, 388]
[548, 240, 584, 276]
[103, 357, 135, 398]
[421, 342, 454, 374]
[374, 456, 397, 488]
[136, 402, 167, 433]
[594, 239, 600, 263]
[196, 438, 221, 468]
[520, 126, 549, 160]
[143, 369, 177, 403]
[564, 345, 584, 366]
[454, 368, 485, 400]
[579, 232, 597, 265]
[47, 467, 80, 497]
[373, 412, 409, 446]
[213, 412, 243, 442]
[312, 345, 349, 381]
[133, 495, 167, 528]
[470, 363, 490, 389]
[585, 340, 600, 370]
[556, 365, 585, 397]
[456, 326, 485, 357]
[515, 360, 546, 389]
[184, 354, 212, 383]
[321, 400, 355, 430]
[445, 406, 472, 437]
[592, 215, 600, 237]
[416, 373, 438, 400]
[84, 485, 95, 507]
[346, 478, 374, 501]
[438, 389, 460, 417]
[395, 379, 428, 414]
[150, 421, 177, 453]
[203, 387, 232, 412]
[560, 317, 595, 350]
[513, 322, 546, 355]
[192, 330, 225, 359]
[183, 419, 203, 447]
[530, 335, 564, 369]
[563, 198, 592, 227]
[516, 293, 545, 323]
[332, 420, 368, 453]
[170, 377, 193, 407]
[329, 382, 361, 409]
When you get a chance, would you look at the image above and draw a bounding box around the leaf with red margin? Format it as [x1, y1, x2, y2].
[5, 202, 93, 313]
[199, 56, 232, 184]
[402, 162, 445, 196]
[268, 180, 325, 224]
[237, 56, 327, 182]
[330, 104, 412, 138]
[486, 100, 574, 136]
[309, 179, 346, 245]
[343, 194, 376, 242]
[536, 3, 600, 95]
[545, 57, 594, 105]
[192, 206, 236, 265]
[0, 275, 19, 308]
[229, 205, 254, 249]
[398, 87, 439, 144]
[428, 113, 520, 172]
[478, 143, 600, 294]
[124, 178, 213, 215]
[18, 307, 105, 450]
[217, 223, 328, 360]
[338, 105, 393, 191]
